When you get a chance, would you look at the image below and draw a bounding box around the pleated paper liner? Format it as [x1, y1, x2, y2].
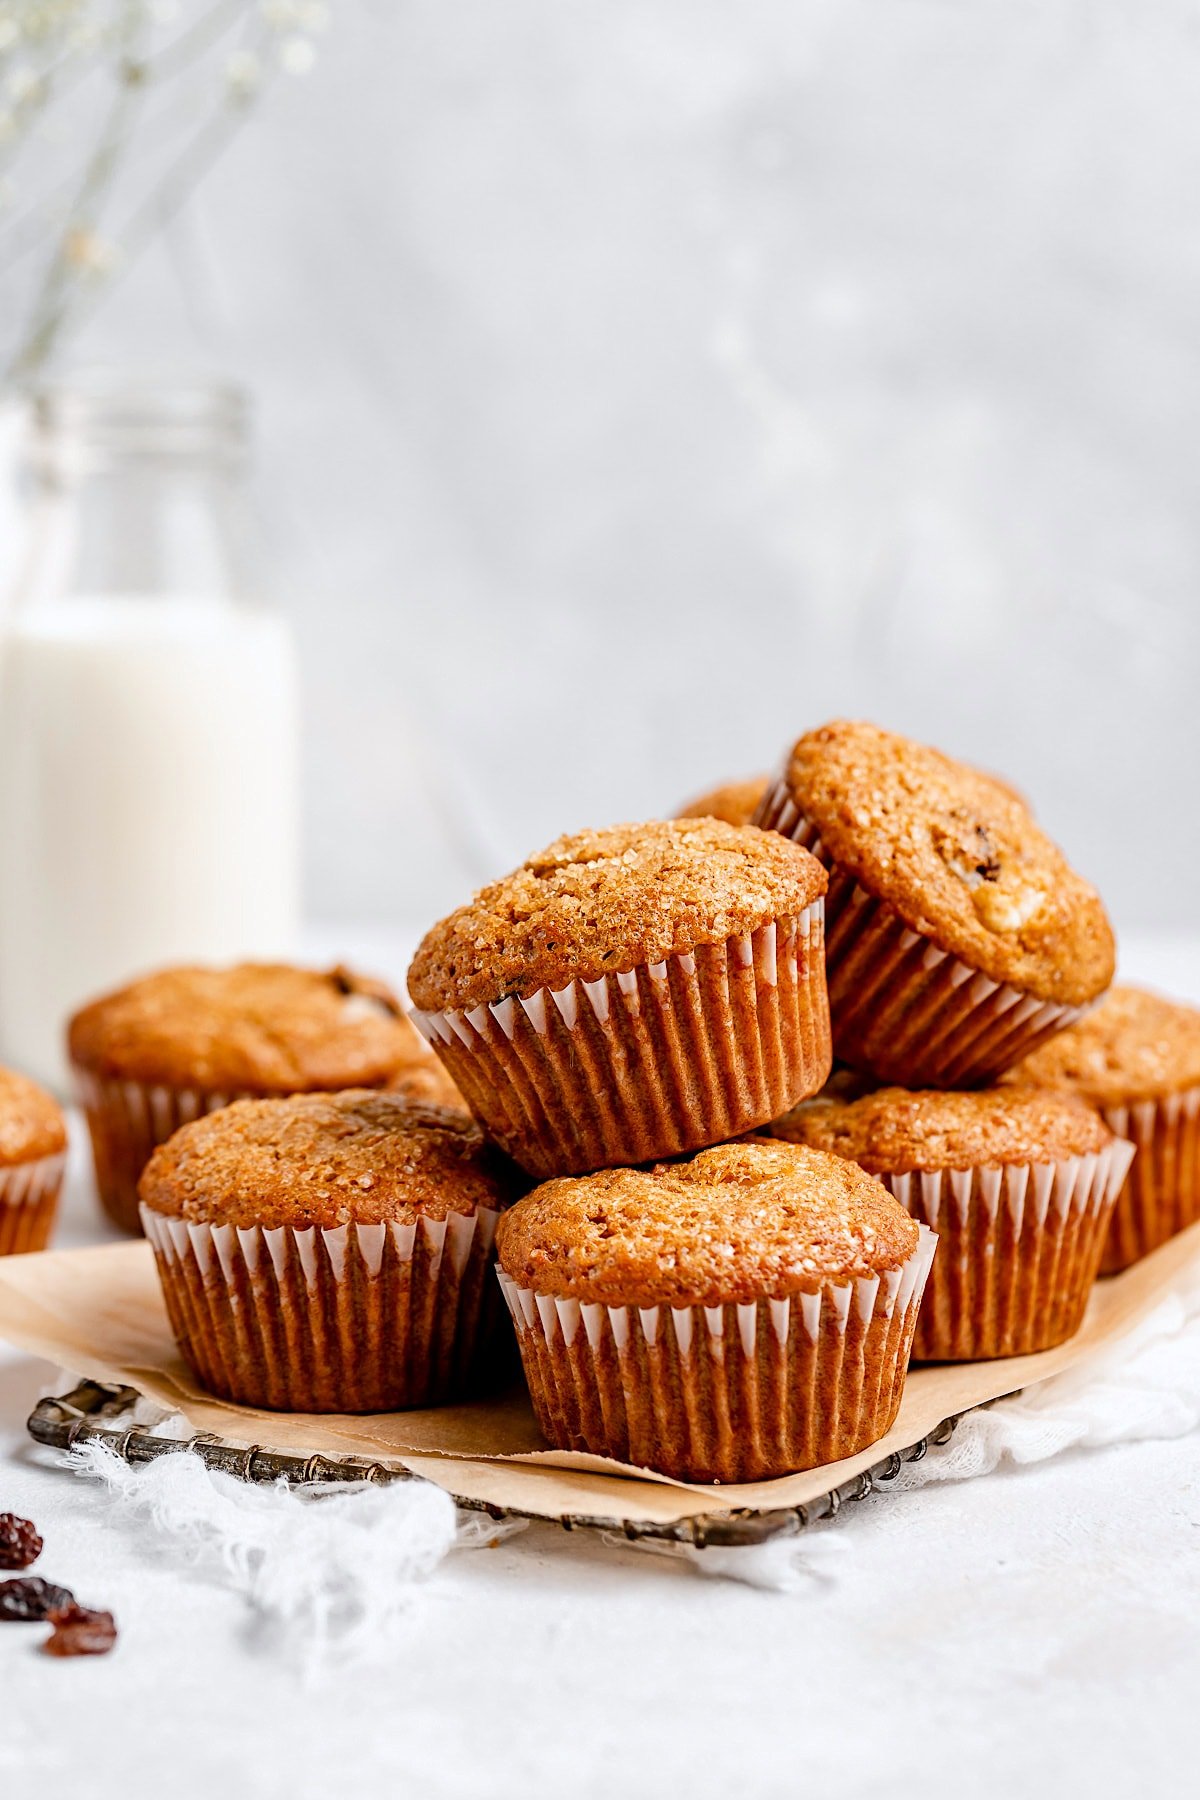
[1101, 1086, 1200, 1274]
[496, 1227, 936, 1482]
[74, 1068, 255, 1235]
[410, 905, 832, 1179]
[0, 1151, 67, 1256]
[3, 1223, 1200, 1528]
[753, 778, 1085, 1087]
[882, 1139, 1135, 1360]
[76, 1065, 467, 1237]
[140, 1203, 505, 1412]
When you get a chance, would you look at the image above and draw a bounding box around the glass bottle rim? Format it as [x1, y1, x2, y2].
[26, 368, 250, 475]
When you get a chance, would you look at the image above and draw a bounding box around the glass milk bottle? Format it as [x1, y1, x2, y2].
[0, 375, 300, 1090]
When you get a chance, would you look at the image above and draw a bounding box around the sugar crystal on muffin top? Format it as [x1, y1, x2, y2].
[139, 1090, 523, 1230]
[779, 721, 1113, 1006]
[495, 1139, 917, 1309]
[407, 819, 827, 1014]
[769, 1084, 1113, 1174]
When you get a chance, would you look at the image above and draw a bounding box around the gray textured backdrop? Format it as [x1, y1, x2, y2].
[32, 1, 1200, 928]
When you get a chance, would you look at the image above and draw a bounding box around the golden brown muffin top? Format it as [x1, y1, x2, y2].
[780, 721, 1114, 1006]
[69, 963, 427, 1093]
[408, 819, 827, 1013]
[139, 1090, 521, 1229]
[677, 776, 768, 829]
[495, 1139, 918, 1307]
[770, 1084, 1112, 1173]
[0, 1067, 67, 1167]
[1004, 985, 1200, 1107]
[385, 1057, 464, 1110]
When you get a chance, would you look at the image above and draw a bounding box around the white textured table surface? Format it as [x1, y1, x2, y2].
[4, 934, 1200, 1800]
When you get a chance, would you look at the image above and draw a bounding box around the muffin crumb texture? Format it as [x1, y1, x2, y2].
[139, 1091, 521, 1229]
[770, 1085, 1113, 1173]
[495, 1140, 917, 1308]
[385, 1058, 463, 1110]
[783, 721, 1114, 1005]
[1005, 985, 1200, 1107]
[676, 777, 768, 829]
[0, 1068, 67, 1167]
[69, 963, 432, 1093]
[408, 819, 827, 1012]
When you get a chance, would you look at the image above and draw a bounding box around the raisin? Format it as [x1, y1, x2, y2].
[0, 1577, 76, 1622]
[43, 1603, 118, 1658]
[0, 1513, 42, 1570]
[972, 824, 1001, 883]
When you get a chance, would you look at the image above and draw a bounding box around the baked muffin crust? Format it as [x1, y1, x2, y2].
[770, 1084, 1112, 1172]
[139, 1091, 520, 1229]
[69, 963, 429, 1093]
[0, 1068, 67, 1167]
[778, 721, 1113, 1006]
[677, 777, 768, 829]
[495, 1139, 917, 1307]
[386, 1058, 464, 1109]
[408, 819, 827, 1013]
[1005, 985, 1200, 1107]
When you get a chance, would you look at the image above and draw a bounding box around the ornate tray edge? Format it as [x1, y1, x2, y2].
[26, 1378, 989, 1548]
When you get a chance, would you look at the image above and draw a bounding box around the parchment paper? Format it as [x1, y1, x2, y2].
[2, 1225, 1198, 1526]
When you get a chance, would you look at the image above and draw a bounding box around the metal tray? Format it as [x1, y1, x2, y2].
[27, 1378, 968, 1549]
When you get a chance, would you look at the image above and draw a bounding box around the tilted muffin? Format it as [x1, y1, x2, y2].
[408, 819, 832, 1179]
[770, 1086, 1132, 1359]
[0, 1068, 68, 1256]
[678, 768, 1022, 831]
[1007, 985, 1200, 1273]
[495, 1139, 934, 1482]
[140, 1090, 522, 1412]
[70, 962, 458, 1235]
[676, 776, 769, 829]
[754, 721, 1114, 1086]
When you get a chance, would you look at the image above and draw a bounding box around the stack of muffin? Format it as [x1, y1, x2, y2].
[4, 719, 1197, 1489]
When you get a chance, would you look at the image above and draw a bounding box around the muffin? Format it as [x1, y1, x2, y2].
[385, 1057, 464, 1109]
[771, 1086, 1133, 1359]
[677, 776, 768, 828]
[496, 1140, 933, 1482]
[678, 769, 1021, 830]
[408, 819, 832, 1179]
[754, 721, 1114, 1086]
[0, 1068, 68, 1255]
[1006, 986, 1200, 1273]
[140, 1091, 521, 1412]
[70, 962, 457, 1235]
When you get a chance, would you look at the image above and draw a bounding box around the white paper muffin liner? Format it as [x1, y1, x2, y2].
[880, 1137, 1135, 1360]
[74, 1068, 252, 1236]
[754, 778, 1087, 1087]
[1100, 1086, 1200, 1273]
[141, 1201, 505, 1412]
[0, 1151, 67, 1256]
[496, 1225, 936, 1483]
[410, 905, 832, 1179]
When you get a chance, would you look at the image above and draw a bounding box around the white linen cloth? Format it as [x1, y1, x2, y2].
[65, 1437, 463, 1671]
[38, 1250, 1200, 1629]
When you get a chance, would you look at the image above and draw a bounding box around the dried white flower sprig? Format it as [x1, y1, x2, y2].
[0, 0, 330, 383]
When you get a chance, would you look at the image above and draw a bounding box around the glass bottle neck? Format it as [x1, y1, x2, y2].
[10, 375, 263, 613]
